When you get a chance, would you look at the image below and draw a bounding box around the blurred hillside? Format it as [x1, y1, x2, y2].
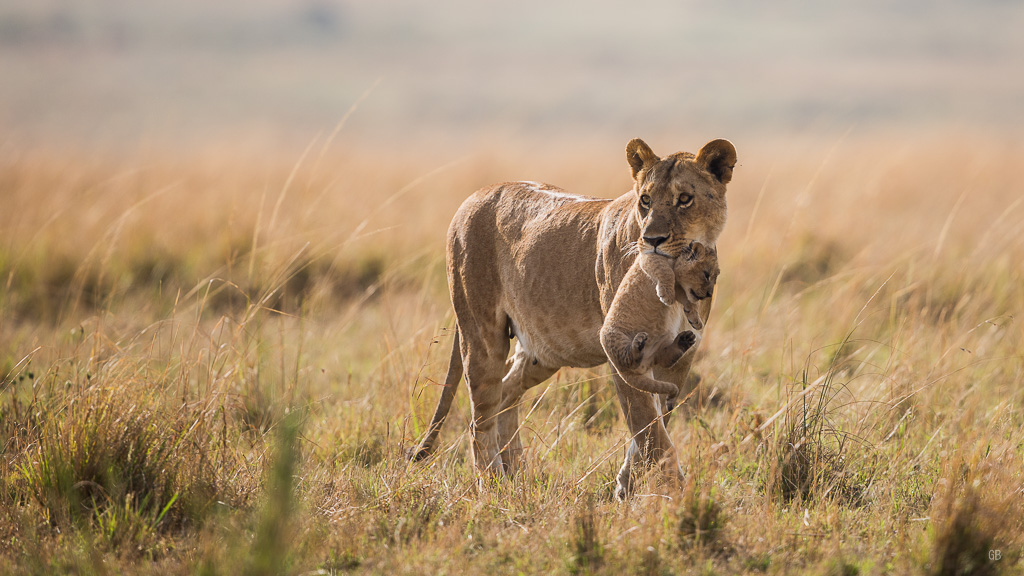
[2, 0, 1023, 151]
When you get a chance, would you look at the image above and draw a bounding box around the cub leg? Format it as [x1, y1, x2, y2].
[603, 327, 679, 396]
[652, 330, 697, 369]
[601, 325, 648, 371]
[653, 330, 701, 428]
[638, 253, 678, 306]
[616, 370, 680, 397]
[675, 243, 709, 330]
[682, 302, 704, 330]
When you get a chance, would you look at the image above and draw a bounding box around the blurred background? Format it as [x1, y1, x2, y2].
[5, 3, 1024, 572]
[2, 0, 1023, 153]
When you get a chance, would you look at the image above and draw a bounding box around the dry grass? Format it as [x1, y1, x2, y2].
[1, 131, 1023, 574]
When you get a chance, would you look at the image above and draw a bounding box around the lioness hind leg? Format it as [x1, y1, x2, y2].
[461, 329, 511, 476]
[497, 357, 557, 476]
[501, 343, 530, 390]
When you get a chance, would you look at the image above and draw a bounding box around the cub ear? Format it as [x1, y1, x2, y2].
[695, 139, 737, 185]
[626, 138, 660, 181]
[687, 241, 707, 261]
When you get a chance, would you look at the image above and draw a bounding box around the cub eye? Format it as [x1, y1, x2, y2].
[639, 194, 651, 208]
[677, 193, 694, 208]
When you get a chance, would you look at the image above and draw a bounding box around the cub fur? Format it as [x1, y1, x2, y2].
[662, 242, 720, 331]
[600, 242, 719, 397]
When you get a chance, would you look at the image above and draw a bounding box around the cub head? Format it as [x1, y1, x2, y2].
[675, 241, 720, 303]
[626, 138, 735, 259]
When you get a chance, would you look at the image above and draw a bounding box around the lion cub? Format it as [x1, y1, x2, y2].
[600, 242, 719, 396]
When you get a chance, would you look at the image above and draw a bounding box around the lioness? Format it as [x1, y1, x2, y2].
[601, 242, 720, 397]
[409, 138, 735, 497]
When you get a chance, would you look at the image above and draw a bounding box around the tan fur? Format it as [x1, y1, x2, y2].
[662, 242, 720, 331]
[408, 138, 736, 498]
[600, 243, 720, 397]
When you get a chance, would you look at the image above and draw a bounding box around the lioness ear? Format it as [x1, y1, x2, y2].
[626, 138, 660, 181]
[696, 139, 737, 185]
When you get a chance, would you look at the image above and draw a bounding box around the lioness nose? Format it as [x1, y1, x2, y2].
[643, 235, 668, 248]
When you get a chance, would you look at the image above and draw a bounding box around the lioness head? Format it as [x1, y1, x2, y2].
[626, 138, 736, 259]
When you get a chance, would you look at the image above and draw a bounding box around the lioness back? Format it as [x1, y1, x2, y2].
[447, 181, 620, 369]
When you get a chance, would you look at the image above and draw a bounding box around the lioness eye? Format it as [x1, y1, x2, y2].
[639, 194, 651, 207]
[677, 194, 694, 207]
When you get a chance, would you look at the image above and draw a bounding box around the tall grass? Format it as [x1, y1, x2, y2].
[1, 131, 1023, 573]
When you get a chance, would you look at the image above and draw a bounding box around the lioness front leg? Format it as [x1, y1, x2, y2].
[611, 372, 682, 500]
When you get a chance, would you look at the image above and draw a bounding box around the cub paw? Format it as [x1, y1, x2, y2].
[656, 285, 675, 306]
[631, 332, 648, 353]
[677, 331, 697, 351]
[619, 332, 648, 369]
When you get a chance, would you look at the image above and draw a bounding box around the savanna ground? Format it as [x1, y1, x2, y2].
[1, 131, 1023, 575]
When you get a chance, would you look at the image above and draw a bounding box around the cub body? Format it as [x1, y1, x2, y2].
[600, 243, 719, 396]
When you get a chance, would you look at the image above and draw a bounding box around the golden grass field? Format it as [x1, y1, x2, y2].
[1, 130, 1023, 574]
